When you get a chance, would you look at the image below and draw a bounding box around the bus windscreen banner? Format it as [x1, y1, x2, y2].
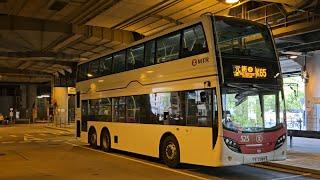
[232, 65, 267, 79]
[221, 58, 281, 85]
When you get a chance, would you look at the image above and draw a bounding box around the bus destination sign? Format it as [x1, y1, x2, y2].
[233, 65, 267, 79]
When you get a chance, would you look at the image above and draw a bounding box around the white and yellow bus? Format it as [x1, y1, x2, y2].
[75, 15, 287, 168]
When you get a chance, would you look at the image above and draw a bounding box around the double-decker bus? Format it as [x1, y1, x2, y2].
[75, 15, 286, 168]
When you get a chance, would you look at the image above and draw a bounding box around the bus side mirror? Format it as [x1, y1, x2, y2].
[200, 92, 206, 102]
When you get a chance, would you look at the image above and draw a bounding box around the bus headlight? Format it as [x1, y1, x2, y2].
[224, 137, 241, 153]
[274, 134, 286, 150]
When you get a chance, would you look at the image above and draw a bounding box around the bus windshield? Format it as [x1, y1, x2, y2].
[222, 87, 285, 133]
[214, 17, 276, 60]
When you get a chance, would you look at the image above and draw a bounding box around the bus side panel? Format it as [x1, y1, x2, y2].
[86, 122, 223, 167]
[110, 123, 162, 157]
[87, 122, 162, 157]
[176, 127, 222, 166]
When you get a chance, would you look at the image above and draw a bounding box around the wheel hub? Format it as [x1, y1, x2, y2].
[91, 133, 97, 143]
[165, 142, 176, 160]
[103, 135, 108, 147]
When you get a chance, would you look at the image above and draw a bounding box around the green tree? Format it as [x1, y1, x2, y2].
[285, 91, 304, 111]
[283, 77, 305, 111]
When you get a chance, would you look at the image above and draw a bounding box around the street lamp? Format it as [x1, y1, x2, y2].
[289, 55, 298, 59]
[225, 0, 239, 4]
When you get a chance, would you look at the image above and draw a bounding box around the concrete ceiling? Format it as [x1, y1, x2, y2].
[0, 0, 319, 83]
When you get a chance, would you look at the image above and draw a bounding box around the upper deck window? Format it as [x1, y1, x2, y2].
[145, 40, 155, 66]
[100, 56, 113, 75]
[113, 50, 126, 73]
[214, 17, 276, 60]
[156, 32, 181, 63]
[181, 25, 207, 57]
[78, 63, 88, 81]
[127, 44, 145, 70]
[88, 60, 100, 78]
[77, 23, 208, 82]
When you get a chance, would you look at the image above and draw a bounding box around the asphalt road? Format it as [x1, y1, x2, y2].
[0, 125, 316, 180]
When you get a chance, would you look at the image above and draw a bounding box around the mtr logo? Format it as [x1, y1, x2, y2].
[192, 57, 209, 66]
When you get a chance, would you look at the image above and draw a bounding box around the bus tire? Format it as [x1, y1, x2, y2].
[100, 129, 111, 152]
[161, 135, 180, 168]
[88, 128, 97, 149]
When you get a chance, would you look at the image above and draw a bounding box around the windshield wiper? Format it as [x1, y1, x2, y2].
[252, 84, 280, 91]
[235, 90, 257, 106]
[225, 83, 248, 90]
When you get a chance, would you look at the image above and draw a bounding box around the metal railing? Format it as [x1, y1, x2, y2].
[241, 3, 320, 28]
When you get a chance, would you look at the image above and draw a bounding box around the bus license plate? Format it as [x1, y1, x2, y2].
[252, 156, 268, 162]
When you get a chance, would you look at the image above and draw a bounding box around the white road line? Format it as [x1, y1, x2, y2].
[271, 173, 312, 180]
[9, 135, 18, 138]
[65, 142, 210, 180]
[31, 137, 45, 141]
[34, 140, 48, 143]
[59, 132, 69, 135]
[51, 139, 64, 142]
[24, 136, 44, 141]
[50, 132, 60, 135]
[1, 141, 14, 144]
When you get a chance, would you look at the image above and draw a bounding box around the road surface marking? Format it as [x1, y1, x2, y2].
[250, 162, 316, 178]
[24, 136, 44, 141]
[9, 135, 18, 138]
[66, 142, 210, 180]
[52, 139, 64, 142]
[2, 141, 14, 144]
[34, 140, 48, 143]
[271, 173, 311, 180]
[50, 132, 60, 135]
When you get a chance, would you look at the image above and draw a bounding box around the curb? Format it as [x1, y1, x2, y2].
[262, 162, 320, 175]
[250, 162, 320, 178]
[45, 126, 74, 133]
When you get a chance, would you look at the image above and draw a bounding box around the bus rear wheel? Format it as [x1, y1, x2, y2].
[161, 136, 180, 168]
[100, 129, 111, 152]
[89, 128, 97, 149]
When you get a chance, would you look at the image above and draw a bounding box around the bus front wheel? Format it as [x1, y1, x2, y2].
[100, 129, 111, 152]
[89, 128, 97, 149]
[161, 136, 180, 168]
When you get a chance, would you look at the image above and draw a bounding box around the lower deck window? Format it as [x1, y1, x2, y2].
[113, 97, 126, 122]
[186, 90, 213, 127]
[81, 88, 217, 127]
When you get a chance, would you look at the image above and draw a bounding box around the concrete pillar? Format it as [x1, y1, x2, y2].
[305, 54, 320, 131]
[20, 85, 28, 119]
[53, 87, 68, 127]
[26, 85, 37, 120]
[20, 85, 27, 109]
